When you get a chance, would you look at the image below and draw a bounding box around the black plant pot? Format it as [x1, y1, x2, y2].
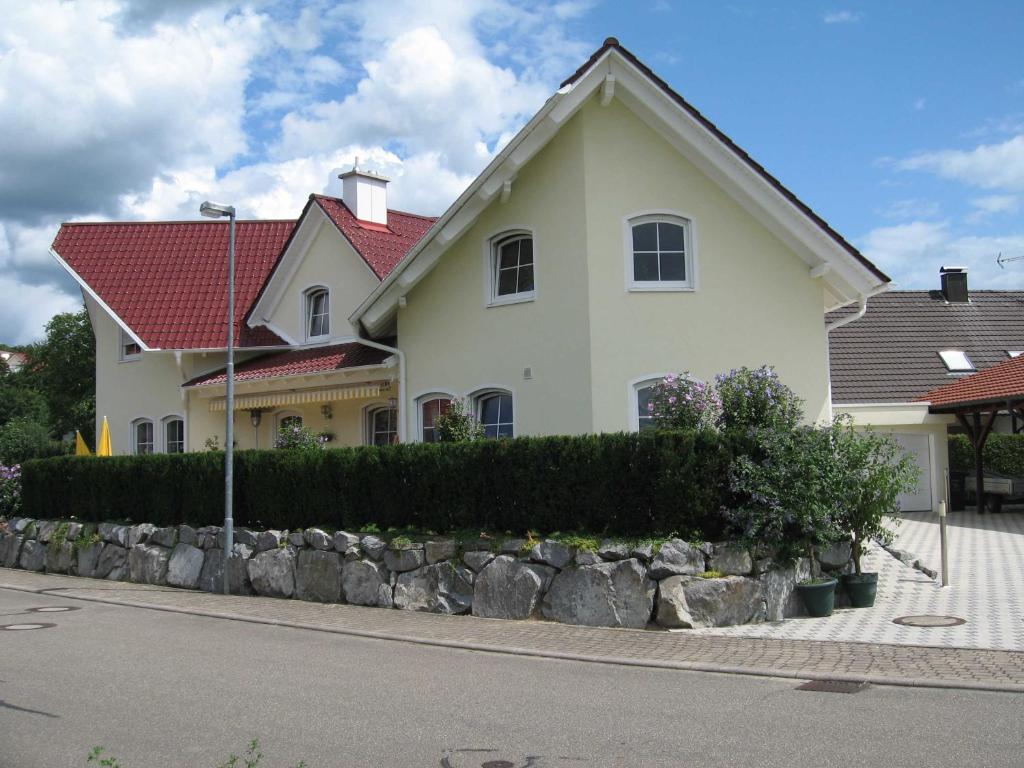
[841, 572, 878, 608]
[796, 578, 837, 617]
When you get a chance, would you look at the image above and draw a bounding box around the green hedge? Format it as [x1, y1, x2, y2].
[949, 433, 1024, 476]
[20, 431, 733, 538]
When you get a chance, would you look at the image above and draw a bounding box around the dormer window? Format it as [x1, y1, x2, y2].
[120, 328, 141, 361]
[305, 287, 330, 339]
[939, 350, 975, 372]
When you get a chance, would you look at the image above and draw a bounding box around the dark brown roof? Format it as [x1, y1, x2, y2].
[565, 38, 889, 285]
[828, 291, 1024, 403]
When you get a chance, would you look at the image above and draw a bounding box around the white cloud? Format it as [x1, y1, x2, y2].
[823, 11, 861, 24]
[0, 275, 82, 345]
[899, 134, 1024, 191]
[859, 220, 1024, 290]
[967, 194, 1020, 224]
[877, 198, 941, 221]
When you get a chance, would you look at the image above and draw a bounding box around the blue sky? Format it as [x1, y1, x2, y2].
[1, 1, 1022, 343]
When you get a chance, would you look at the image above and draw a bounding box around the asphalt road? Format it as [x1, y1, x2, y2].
[1, 588, 1021, 768]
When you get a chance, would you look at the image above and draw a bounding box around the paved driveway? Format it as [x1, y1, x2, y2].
[695, 510, 1024, 652]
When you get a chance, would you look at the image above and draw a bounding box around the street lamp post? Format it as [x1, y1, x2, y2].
[200, 200, 237, 596]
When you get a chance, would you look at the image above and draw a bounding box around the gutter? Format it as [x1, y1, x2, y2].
[825, 284, 889, 333]
[354, 337, 407, 442]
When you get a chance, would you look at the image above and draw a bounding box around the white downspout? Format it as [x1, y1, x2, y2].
[826, 294, 868, 333]
[824, 284, 888, 420]
[355, 337, 407, 442]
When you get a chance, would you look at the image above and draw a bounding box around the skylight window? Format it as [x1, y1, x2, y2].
[939, 350, 975, 372]
[1008, 351, 1023, 359]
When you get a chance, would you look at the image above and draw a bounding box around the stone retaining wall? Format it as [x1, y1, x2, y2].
[0, 518, 854, 629]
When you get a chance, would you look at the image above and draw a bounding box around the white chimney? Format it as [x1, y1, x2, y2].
[339, 162, 389, 225]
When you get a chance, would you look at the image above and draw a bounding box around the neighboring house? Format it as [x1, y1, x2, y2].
[828, 267, 1024, 511]
[0, 349, 27, 374]
[51, 39, 898, 484]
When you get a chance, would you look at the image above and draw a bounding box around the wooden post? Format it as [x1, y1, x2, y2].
[956, 410, 998, 513]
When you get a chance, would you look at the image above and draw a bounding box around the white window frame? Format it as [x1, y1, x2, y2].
[364, 403, 399, 447]
[119, 328, 142, 362]
[472, 387, 516, 439]
[938, 350, 975, 372]
[131, 418, 155, 455]
[162, 415, 186, 454]
[623, 211, 697, 292]
[628, 374, 671, 432]
[304, 286, 330, 341]
[275, 410, 303, 436]
[484, 229, 536, 308]
[415, 392, 456, 443]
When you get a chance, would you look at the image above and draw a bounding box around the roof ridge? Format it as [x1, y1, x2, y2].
[311, 193, 437, 221]
[59, 219, 297, 227]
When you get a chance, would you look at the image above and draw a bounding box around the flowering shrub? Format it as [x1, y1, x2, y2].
[274, 423, 327, 451]
[647, 374, 723, 433]
[715, 366, 803, 433]
[435, 400, 485, 442]
[0, 464, 21, 516]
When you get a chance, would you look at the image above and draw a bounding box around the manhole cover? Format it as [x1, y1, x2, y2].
[892, 615, 966, 627]
[0, 623, 57, 631]
[27, 606, 80, 613]
[797, 680, 869, 693]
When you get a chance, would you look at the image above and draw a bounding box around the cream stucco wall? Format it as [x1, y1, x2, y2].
[269, 215, 380, 342]
[578, 98, 832, 430]
[396, 94, 833, 440]
[396, 113, 595, 440]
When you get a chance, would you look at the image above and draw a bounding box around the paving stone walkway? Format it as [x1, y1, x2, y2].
[693, 511, 1024, 652]
[2, 567, 1023, 693]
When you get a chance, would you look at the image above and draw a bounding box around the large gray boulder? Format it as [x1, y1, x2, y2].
[529, 540, 572, 569]
[9, 518, 32, 534]
[630, 542, 655, 563]
[178, 525, 198, 546]
[129, 544, 171, 585]
[304, 528, 333, 551]
[96, 544, 127, 579]
[45, 541, 75, 574]
[656, 575, 764, 628]
[575, 550, 602, 566]
[254, 530, 283, 552]
[333, 531, 360, 552]
[425, 539, 457, 565]
[384, 545, 425, 573]
[167, 543, 205, 589]
[126, 523, 157, 548]
[759, 558, 812, 621]
[75, 541, 105, 578]
[500, 538, 527, 555]
[34, 520, 57, 544]
[0, 533, 22, 568]
[287, 530, 306, 547]
[541, 559, 655, 629]
[598, 540, 631, 561]
[233, 528, 259, 548]
[295, 549, 342, 603]
[18, 540, 46, 571]
[64, 523, 82, 542]
[360, 535, 386, 561]
[709, 544, 753, 576]
[463, 550, 495, 573]
[819, 540, 853, 571]
[394, 562, 474, 614]
[247, 547, 297, 598]
[472, 556, 548, 620]
[149, 526, 178, 548]
[342, 559, 392, 607]
[649, 539, 706, 579]
[198, 550, 253, 594]
[99, 523, 128, 547]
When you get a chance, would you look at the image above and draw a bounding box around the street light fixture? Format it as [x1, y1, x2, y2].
[200, 200, 237, 596]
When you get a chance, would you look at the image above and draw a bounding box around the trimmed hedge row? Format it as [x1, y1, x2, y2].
[20, 431, 733, 538]
[949, 433, 1024, 477]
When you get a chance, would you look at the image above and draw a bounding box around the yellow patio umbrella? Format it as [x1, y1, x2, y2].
[74, 431, 92, 456]
[97, 416, 113, 457]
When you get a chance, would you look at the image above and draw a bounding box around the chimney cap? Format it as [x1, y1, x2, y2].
[338, 159, 390, 183]
[940, 265, 967, 273]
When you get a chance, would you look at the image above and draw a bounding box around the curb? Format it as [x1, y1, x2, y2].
[3, 579, 1022, 695]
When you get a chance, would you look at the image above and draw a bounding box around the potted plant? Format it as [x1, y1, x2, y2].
[830, 418, 919, 607]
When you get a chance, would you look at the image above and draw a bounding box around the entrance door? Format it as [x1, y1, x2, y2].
[891, 433, 932, 512]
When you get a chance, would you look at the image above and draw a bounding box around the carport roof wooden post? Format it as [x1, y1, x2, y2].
[917, 354, 1024, 513]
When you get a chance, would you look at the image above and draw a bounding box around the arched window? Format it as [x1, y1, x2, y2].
[475, 390, 514, 439]
[277, 411, 302, 431]
[418, 395, 453, 443]
[131, 418, 154, 455]
[305, 287, 330, 339]
[489, 232, 535, 305]
[627, 214, 694, 290]
[366, 406, 399, 446]
[631, 378, 662, 432]
[163, 416, 185, 453]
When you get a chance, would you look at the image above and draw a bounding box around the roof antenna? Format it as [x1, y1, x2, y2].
[997, 251, 1024, 269]
[353, 156, 360, 172]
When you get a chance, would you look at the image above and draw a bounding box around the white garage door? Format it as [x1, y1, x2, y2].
[890, 433, 932, 512]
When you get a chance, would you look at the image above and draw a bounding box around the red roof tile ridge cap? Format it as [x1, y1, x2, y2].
[311, 194, 437, 221]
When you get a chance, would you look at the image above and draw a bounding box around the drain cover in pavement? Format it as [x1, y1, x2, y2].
[27, 606, 80, 613]
[797, 680, 869, 693]
[0, 623, 57, 631]
[892, 615, 966, 627]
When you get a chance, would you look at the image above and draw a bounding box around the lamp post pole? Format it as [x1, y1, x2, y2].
[200, 201, 237, 596]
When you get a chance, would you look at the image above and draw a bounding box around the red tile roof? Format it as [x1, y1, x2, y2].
[563, 38, 889, 285]
[917, 353, 1024, 409]
[53, 220, 295, 350]
[185, 342, 391, 387]
[312, 195, 436, 279]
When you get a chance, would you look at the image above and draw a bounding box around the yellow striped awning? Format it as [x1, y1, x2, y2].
[209, 384, 382, 412]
